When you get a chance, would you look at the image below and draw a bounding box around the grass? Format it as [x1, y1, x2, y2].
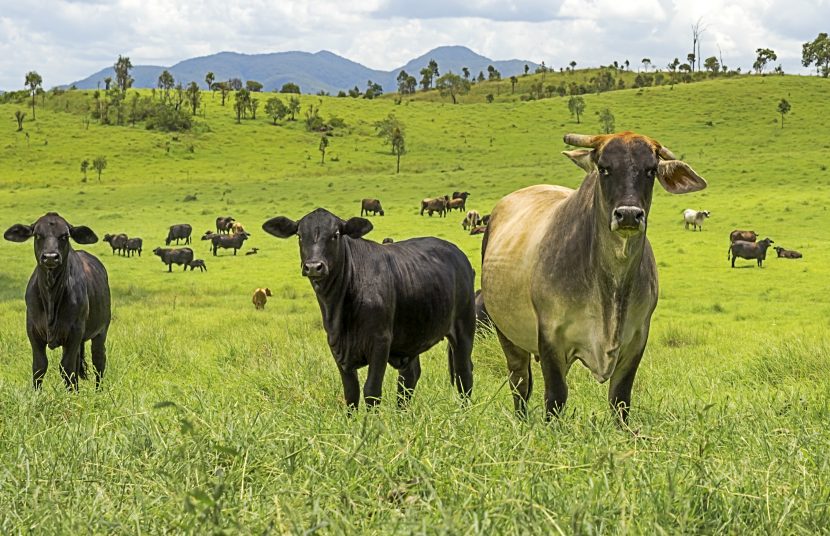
[1, 74, 829, 533]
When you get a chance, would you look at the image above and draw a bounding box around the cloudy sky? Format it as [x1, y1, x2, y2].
[1, 0, 826, 90]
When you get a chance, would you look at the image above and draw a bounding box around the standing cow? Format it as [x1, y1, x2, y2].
[263, 208, 475, 410]
[730, 238, 774, 267]
[4, 213, 111, 390]
[683, 209, 710, 231]
[482, 132, 707, 422]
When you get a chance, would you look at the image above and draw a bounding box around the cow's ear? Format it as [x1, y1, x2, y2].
[69, 225, 98, 244]
[341, 217, 373, 239]
[4, 224, 33, 242]
[265, 288, 272, 296]
[562, 149, 594, 172]
[262, 217, 298, 238]
[657, 160, 707, 194]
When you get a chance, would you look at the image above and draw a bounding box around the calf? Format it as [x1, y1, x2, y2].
[683, 209, 710, 231]
[252, 287, 272, 309]
[4, 213, 111, 390]
[153, 247, 194, 272]
[188, 259, 207, 271]
[360, 198, 385, 217]
[216, 216, 235, 234]
[245, 247, 259, 255]
[103, 233, 128, 255]
[774, 246, 802, 259]
[166, 224, 192, 245]
[469, 226, 487, 235]
[125, 237, 143, 257]
[420, 196, 449, 217]
[263, 208, 475, 410]
[730, 238, 774, 268]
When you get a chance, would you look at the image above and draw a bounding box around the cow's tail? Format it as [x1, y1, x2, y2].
[78, 341, 88, 380]
[726, 242, 732, 261]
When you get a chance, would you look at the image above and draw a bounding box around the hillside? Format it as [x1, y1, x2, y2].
[1, 75, 830, 532]
[67, 45, 540, 94]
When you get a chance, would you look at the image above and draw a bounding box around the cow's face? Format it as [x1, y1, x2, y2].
[4, 212, 97, 270]
[263, 208, 372, 279]
[563, 132, 707, 237]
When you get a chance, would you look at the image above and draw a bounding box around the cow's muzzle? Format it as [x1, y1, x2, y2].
[302, 260, 328, 279]
[611, 206, 646, 235]
[39, 252, 62, 269]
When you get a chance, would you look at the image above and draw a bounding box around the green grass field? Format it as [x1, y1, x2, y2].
[1, 75, 829, 533]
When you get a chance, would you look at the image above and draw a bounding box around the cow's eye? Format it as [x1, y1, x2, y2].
[598, 166, 610, 176]
[646, 168, 657, 178]
[331, 231, 340, 241]
[59, 234, 68, 241]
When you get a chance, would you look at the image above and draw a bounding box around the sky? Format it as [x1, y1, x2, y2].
[1, 0, 826, 90]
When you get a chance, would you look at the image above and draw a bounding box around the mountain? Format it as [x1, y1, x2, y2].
[67, 46, 539, 95]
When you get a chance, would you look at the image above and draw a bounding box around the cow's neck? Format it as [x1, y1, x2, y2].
[309, 240, 353, 350]
[34, 254, 71, 346]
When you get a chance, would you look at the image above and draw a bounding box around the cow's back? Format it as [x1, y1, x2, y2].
[482, 184, 573, 352]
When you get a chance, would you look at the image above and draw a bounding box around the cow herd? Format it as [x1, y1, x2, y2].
[0, 131, 806, 423]
[679, 218, 804, 268]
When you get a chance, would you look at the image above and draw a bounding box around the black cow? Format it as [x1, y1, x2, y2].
[263, 208, 475, 410]
[210, 232, 250, 256]
[360, 198, 385, 217]
[4, 213, 111, 390]
[452, 191, 471, 200]
[188, 259, 207, 271]
[730, 238, 774, 268]
[774, 246, 802, 259]
[153, 247, 194, 272]
[125, 237, 143, 257]
[103, 233, 128, 256]
[166, 224, 192, 245]
[216, 216, 235, 234]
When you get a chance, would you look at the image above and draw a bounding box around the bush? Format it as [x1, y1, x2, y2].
[145, 103, 192, 132]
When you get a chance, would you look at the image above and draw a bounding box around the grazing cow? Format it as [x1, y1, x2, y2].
[474, 290, 493, 332]
[165, 224, 192, 245]
[730, 238, 774, 267]
[263, 208, 475, 410]
[4, 213, 111, 390]
[482, 131, 707, 422]
[382, 237, 394, 244]
[188, 259, 207, 271]
[153, 247, 194, 272]
[469, 226, 487, 235]
[216, 216, 235, 234]
[245, 247, 259, 255]
[683, 209, 710, 231]
[125, 237, 143, 257]
[103, 233, 128, 256]
[420, 196, 449, 217]
[774, 246, 802, 259]
[462, 210, 482, 230]
[252, 287, 272, 309]
[360, 198, 385, 217]
[210, 231, 250, 256]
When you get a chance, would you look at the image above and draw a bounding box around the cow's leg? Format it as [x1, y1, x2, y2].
[364, 338, 391, 408]
[397, 356, 421, 408]
[448, 312, 475, 399]
[496, 327, 533, 417]
[538, 338, 568, 421]
[167, 263, 172, 273]
[91, 330, 108, 390]
[731, 256, 736, 268]
[338, 366, 360, 413]
[28, 330, 48, 389]
[608, 345, 646, 425]
[60, 333, 84, 391]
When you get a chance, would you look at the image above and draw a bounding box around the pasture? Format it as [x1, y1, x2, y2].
[1, 75, 829, 533]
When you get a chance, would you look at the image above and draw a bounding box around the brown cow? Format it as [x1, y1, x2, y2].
[252, 287, 272, 309]
[360, 198, 385, 217]
[420, 196, 449, 217]
[482, 131, 707, 422]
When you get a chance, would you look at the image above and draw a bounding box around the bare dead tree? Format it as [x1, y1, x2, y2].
[692, 18, 707, 72]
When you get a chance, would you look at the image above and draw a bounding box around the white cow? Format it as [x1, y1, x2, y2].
[683, 209, 710, 231]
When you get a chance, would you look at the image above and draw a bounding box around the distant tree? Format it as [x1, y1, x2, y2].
[185, 82, 201, 115]
[364, 80, 383, 99]
[567, 95, 585, 123]
[753, 48, 777, 74]
[524, 64, 529, 76]
[229, 78, 243, 91]
[14, 110, 26, 131]
[205, 71, 215, 92]
[487, 65, 501, 81]
[691, 18, 706, 72]
[510, 75, 518, 93]
[287, 96, 300, 121]
[486, 93, 494, 103]
[397, 70, 412, 94]
[348, 85, 362, 98]
[773, 65, 784, 75]
[319, 135, 329, 164]
[246, 80, 263, 92]
[641, 58, 651, 72]
[569, 60, 577, 72]
[114, 55, 133, 93]
[249, 97, 258, 119]
[704, 56, 720, 75]
[599, 108, 615, 134]
[435, 72, 470, 104]
[234, 89, 250, 123]
[428, 59, 439, 82]
[265, 97, 287, 124]
[215, 81, 230, 106]
[92, 156, 107, 182]
[80, 159, 89, 181]
[686, 53, 696, 70]
[463, 67, 470, 79]
[802, 33, 830, 77]
[419, 67, 433, 91]
[104, 77, 112, 90]
[157, 70, 175, 102]
[25, 71, 42, 120]
[624, 59, 630, 71]
[477, 71, 485, 83]
[374, 113, 406, 173]
[280, 82, 301, 94]
[777, 98, 791, 128]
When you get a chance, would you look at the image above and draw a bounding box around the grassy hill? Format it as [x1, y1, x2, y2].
[1, 75, 829, 532]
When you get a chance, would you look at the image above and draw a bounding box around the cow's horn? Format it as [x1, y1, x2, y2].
[658, 146, 677, 160]
[563, 133, 601, 148]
